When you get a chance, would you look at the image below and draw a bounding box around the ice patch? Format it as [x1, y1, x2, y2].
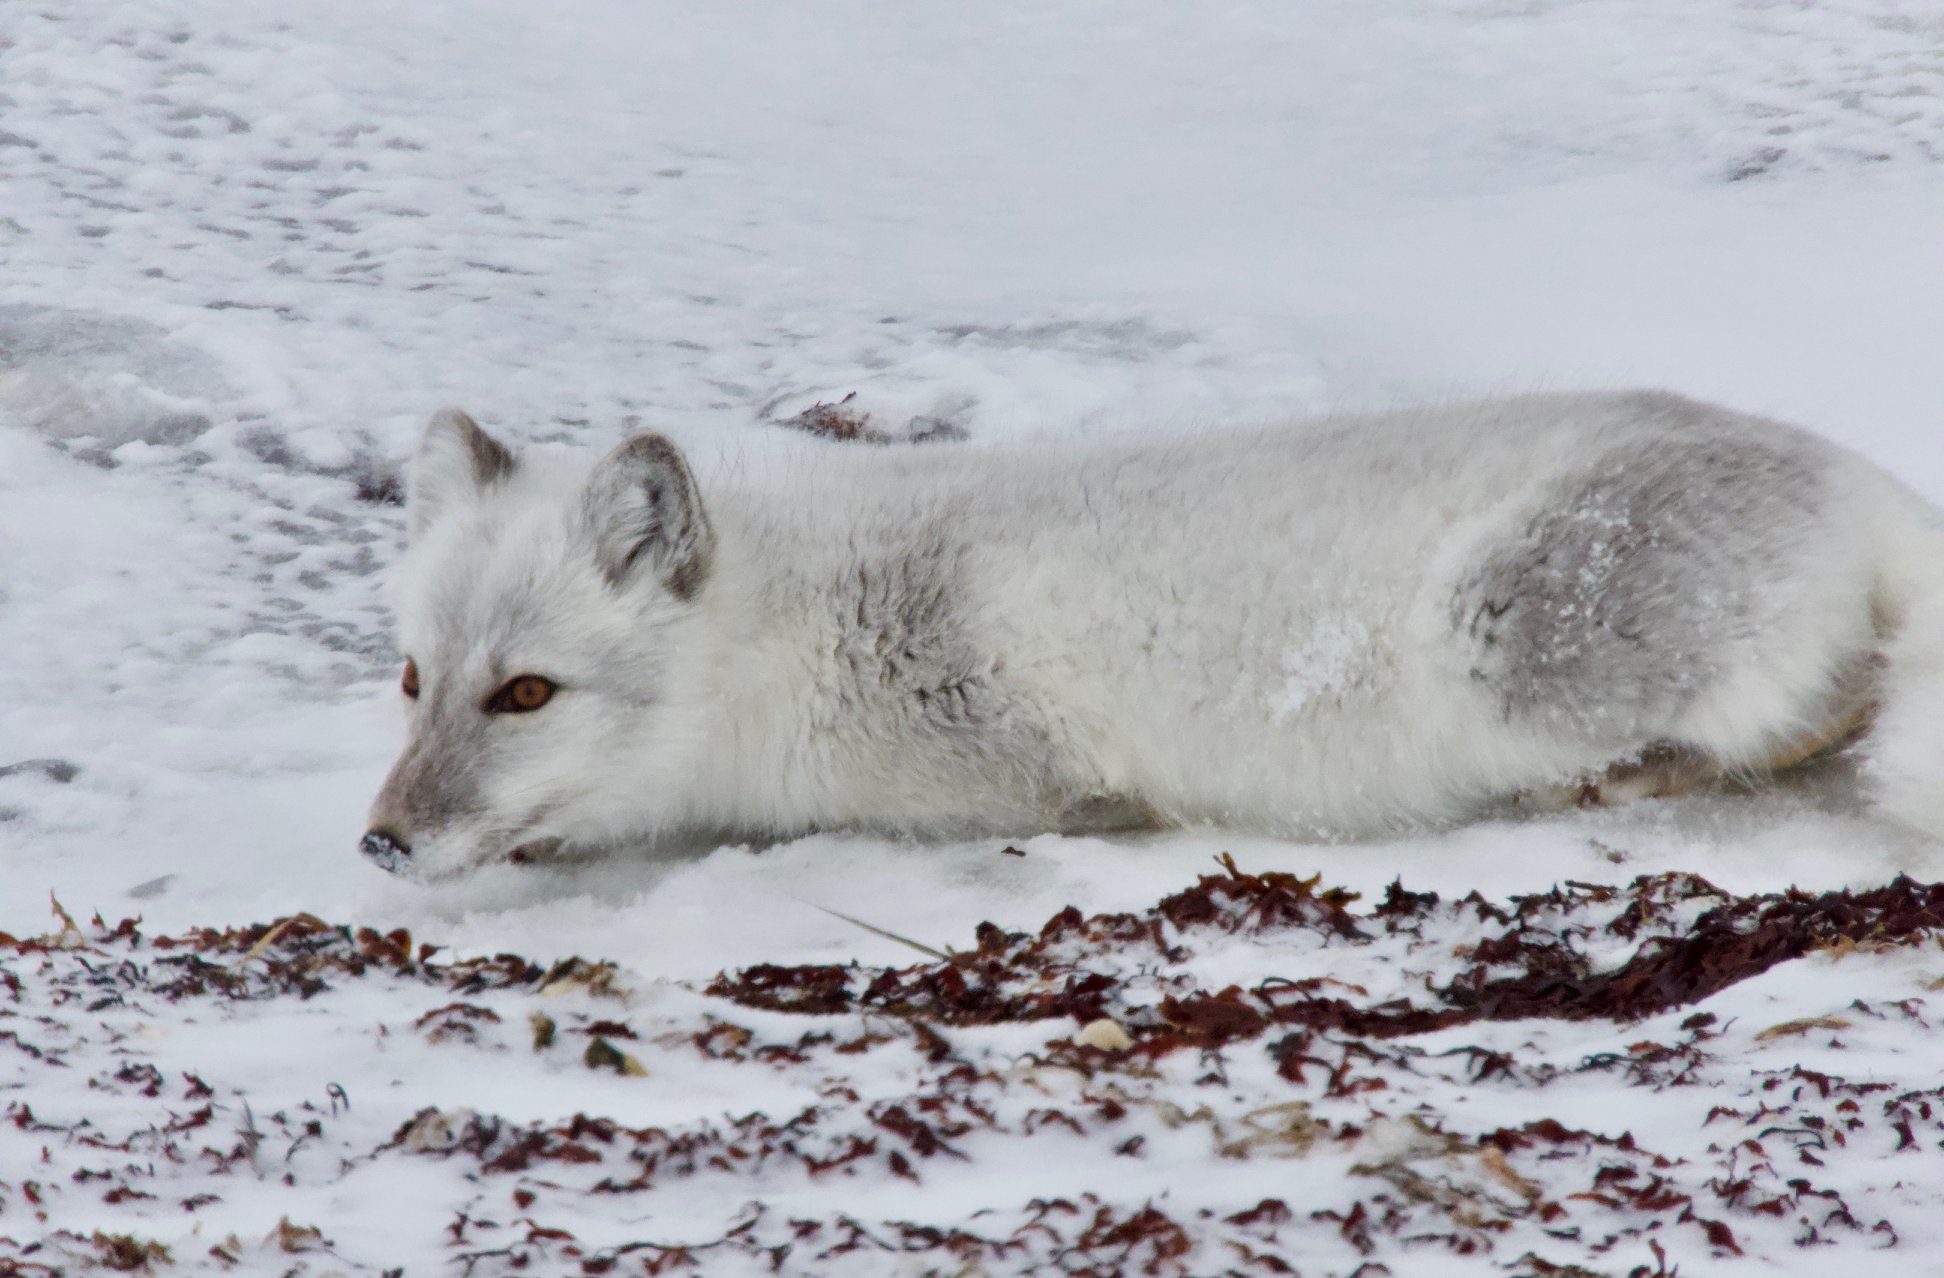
[0, 305, 230, 450]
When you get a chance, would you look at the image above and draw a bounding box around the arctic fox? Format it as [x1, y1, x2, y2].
[363, 391, 1944, 879]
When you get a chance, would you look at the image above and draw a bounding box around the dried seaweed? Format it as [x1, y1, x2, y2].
[8, 863, 1944, 1275]
[710, 864, 1944, 1048]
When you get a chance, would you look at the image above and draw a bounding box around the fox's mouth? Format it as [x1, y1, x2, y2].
[357, 828, 566, 879]
[505, 836, 566, 866]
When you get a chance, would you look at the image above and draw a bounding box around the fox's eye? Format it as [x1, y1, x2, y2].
[401, 659, 420, 700]
[487, 675, 556, 715]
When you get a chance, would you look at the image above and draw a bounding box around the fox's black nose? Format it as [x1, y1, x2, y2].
[360, 830, 411, 873]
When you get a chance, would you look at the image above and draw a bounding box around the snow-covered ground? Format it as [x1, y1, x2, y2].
[5, 1, 1944, 1273]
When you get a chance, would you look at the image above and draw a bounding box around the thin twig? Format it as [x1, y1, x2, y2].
[799, 901, 952, 961]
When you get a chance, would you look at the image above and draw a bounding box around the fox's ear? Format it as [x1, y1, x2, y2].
[410, 408, 515, 540]
[582, 433, 714, 600]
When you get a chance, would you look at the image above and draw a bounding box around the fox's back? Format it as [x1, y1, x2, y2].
[749, 390, 1868, 833]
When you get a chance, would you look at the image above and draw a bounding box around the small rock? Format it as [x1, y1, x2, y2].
[1073, 1017, 1133, 1051]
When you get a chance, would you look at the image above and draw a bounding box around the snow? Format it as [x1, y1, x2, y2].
[5, 0, 1944, 1272]
[1271, 618, 1371, 724]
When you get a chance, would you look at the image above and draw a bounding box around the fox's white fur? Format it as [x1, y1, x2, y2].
[365, 390, 1944, 879]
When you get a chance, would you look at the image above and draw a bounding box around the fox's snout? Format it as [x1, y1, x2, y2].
[363, 737, 452, 874]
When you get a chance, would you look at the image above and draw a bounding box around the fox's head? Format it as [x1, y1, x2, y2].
[363, 409, 716, 880]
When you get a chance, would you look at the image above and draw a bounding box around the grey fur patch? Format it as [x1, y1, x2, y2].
[811, 516, 1076, 823]
[838, 522, 991, 725]
[1451, 434, 1825, 737]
